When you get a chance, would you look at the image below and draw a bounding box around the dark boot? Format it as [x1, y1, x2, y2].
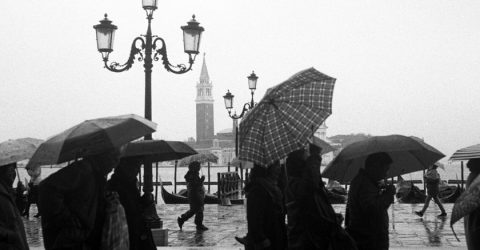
[196, 224, 208, 231]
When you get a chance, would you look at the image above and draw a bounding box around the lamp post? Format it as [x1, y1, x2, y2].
[223, 71, 258, 180]
[93, 1, 204, 229]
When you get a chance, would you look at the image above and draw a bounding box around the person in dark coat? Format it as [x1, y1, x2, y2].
[241, 162, 287, 250]
[464, 158, 480, 249]
[38, 148, 121, 250]
[345, 152, 396, 250]
[107, 157, 156, 250]
[0, 162, 29, 250]
[23, 167, 42, 218]
[415, 164, 446, 218]
[177, 161, 208, 231]
[286, 144, 347, 250]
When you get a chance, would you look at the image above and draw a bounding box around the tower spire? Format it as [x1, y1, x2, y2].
[199, 53, 210, 84]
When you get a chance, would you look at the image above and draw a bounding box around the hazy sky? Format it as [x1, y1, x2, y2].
[1, 1, 479, 160]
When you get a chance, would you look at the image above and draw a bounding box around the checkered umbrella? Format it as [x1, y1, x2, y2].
[238, 67, 336, 166]
[450, 144, 480, 161]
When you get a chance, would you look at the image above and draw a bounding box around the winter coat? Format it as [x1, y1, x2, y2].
[0, 179, 29, 250]
[39, 159, 107, 250]
[285, 153, 335, 250]
[185, 170, 205, 207]
[465, 172, 480, 249]
[107, 173, 156, 250]
[245, 176, 286, 250]
[345, 169, 393, 250]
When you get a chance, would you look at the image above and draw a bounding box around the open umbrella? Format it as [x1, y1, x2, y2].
[121, 140, 197, 162]
[178, 152, 218, 166]
[26, 114, 156, 169]
[322, 135, 445, 184]
[450, 144, 480, 161]
[0, 137, 44, 166]
[238, 67, 336, 166]
[450, 172, 480, 240]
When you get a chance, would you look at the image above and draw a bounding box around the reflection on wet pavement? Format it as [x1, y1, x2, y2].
[25, 203, 467, 248]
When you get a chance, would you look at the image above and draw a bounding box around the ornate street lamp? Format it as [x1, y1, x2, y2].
[93, 3, 204, 229]
[223, 71, 259, 181]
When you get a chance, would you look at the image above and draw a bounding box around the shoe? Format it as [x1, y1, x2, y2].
[438, 212, 447, 218]
[177, 217, 184, 230]
[415, 211, 423, 217]
[235, 236, 246, 245]
[196, 224, 209, 231]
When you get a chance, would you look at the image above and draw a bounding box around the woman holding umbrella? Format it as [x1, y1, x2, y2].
[414, 164, 447, 218]
[177, 161, 208, 231]
[464, 158, 480, 249]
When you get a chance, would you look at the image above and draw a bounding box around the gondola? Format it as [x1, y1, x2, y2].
[439, 184, 463, 203]
[161, 186, 220, 204]
[396, 179, 426, 203]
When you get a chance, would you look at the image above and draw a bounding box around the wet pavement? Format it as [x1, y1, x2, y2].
[26, 203, 467, 249]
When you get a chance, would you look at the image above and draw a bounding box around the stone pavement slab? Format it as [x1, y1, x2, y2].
[26, 203, 467, 249]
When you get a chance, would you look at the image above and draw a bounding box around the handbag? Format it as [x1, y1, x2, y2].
[101, 191, 129, 250]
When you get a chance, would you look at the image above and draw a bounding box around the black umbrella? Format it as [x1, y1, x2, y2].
[122, 140, 197, 162]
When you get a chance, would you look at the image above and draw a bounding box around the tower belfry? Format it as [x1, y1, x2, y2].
[195, 54, 214, 143]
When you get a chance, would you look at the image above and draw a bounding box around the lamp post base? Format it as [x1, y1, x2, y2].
[142, 193, 163, 229]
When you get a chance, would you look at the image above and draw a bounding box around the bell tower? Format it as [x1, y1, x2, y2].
[195, 54, 214, 144]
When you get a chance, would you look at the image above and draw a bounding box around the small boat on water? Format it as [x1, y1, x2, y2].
[438, 181, 463, 203]
[161, 186, 220, 204]
[396, 178, 426, 203]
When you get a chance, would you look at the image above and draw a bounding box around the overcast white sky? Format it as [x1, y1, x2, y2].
[1, 1, 479, 160]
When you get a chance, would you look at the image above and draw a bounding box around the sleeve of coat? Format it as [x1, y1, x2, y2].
[357, 181, 393, 213]
[39, 162, 90, 228]
[246, 186, 269, 246]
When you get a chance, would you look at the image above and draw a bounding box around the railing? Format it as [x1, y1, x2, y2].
[217, 172, 242, 205]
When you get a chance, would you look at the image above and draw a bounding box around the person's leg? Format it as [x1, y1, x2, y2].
[22, 201, 31, 217]
[194, 205, 208, 230]
[433, 196, 447, 216]
[178, 204, 197, 229]
[416, 195, 432, 216]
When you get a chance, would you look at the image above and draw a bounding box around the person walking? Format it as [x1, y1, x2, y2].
[38, 148, 122, 250]
[23, 167, 42, 218]
[0, 162, 29, 250]
[177, 161, 208, 231]
[345, 152, 396, 250]
[464, 158, 480, 249]
[415, 164, 447, 218]
[107, 157, 156, 250]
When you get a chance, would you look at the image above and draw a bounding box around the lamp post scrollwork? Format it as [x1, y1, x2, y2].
[93, 1, 204, 229]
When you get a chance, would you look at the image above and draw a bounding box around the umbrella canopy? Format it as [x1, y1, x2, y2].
[322, 135, 445, 184]
[26, 114, 156, 169]
[238, 67, 336, 166]
[450, 144, 480, 161]
[178, 152, 218, 166]
[122, 140, 197, 162]
[0, 137, 44, 166]
[451, 173, 480, 226]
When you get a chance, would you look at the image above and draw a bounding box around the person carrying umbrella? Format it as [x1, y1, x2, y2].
[285, 143, 353, 249]
[177, 161, 208, 231]
[464, 158, 480, 249]
[0, 162, 29, 250]
[38, 148, 123, 250]
[107, 156, 156, 250]
[415, 164, 447, 218]
[345, 152, 396, 250]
